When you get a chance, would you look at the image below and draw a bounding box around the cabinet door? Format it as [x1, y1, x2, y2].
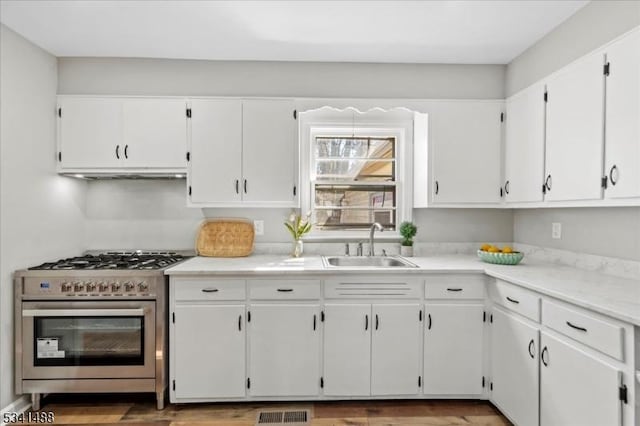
[504, 83, 546, 203]
[490, 306, 539, 426]
[604, 30, 640, 199]
[248, 304, 320, 396]
[540, 331, 622, 426]
[242, 100, 296, 205]
[122, 98, 187, 169]
[371, 304, 422, 395]
[424, 304, 484, 395]
[173, 305, 245, 399]
[323, 304, 371, 396]
[430, 101, 503, 204]
[545, 52, 605, 201]
[58, 97, 122, 169]
[189, 99, 242, 204]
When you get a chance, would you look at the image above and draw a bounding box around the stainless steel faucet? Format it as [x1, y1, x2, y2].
[368, 222, 384, 256]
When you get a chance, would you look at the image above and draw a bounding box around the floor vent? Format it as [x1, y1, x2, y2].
[256, 410, 310, 425]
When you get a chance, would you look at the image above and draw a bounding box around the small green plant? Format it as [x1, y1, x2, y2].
[399, 221, 418, 247]
[284, 211, 312, 240]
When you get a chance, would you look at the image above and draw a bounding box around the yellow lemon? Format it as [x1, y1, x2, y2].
[502, 246, 514, 254]
[487, 246, 500, 253]
[480, 243, 492, 251]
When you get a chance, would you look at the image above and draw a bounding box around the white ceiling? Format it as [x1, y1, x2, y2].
[0, 0, 588, 64]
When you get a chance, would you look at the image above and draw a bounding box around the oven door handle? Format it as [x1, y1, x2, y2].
[22, 308, 145, 317]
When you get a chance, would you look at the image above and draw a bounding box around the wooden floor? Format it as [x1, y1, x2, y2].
[30, 394, 512, 426]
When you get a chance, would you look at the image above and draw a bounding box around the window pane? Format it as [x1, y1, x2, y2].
[314, 137, 395, 181]
[314, 184, 396, 230]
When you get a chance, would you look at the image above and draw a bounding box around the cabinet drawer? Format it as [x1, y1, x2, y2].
[543, 300, 624, 361]
[489, 279, 540, 322]
[173, 279, 246, 301]
[248, 279, 321, 300]
[424, 275, 485, 299]
[325, 277, 422, 299]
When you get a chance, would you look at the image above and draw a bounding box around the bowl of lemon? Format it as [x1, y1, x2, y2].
[477, 244, 524, 265]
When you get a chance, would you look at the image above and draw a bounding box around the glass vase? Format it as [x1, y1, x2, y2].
[291, 239, 304, 258]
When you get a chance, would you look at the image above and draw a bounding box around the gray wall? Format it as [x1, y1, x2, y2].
[506, 1, 640, 260]
[60, 58, 512, 250]
[0, 24, 87, 409]
[58, 58, 505, 99]
[514, 208, 640, 261]
[506, 0, 640, 96]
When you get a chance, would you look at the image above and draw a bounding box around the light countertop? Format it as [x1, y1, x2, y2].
[166, 255, 640, 326]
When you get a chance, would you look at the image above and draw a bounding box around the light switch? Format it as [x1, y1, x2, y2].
[552, 222, 562, 239]
[254, 220, 264, 236]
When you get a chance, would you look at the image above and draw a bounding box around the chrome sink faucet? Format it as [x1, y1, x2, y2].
[368, 222, 384, 256]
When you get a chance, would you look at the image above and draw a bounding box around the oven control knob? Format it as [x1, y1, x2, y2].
[138, 281, 148, 292]
[61, 282, 72, 292]
[124, 282, 135, 292]
[85, 282, 96, 292]
[73, 282, 84, 292]
[98, 282, 109, 292]
[111, 283, 121, 292]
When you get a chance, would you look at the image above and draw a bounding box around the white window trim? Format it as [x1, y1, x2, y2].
[299, 115, 414, 241]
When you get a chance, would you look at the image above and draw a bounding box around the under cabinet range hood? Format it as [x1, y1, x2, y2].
[59, 172, 186, 180]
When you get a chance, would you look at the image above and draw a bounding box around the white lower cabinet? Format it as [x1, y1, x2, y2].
[248, 304, 321, 397]
[540, 331, 623, 426]
[490, 306, 540, 426]
[323, 304, 371, 396]
[173, 304, 246, 399]
[423, 303, 484, 395]
[371, 304, 422, 396]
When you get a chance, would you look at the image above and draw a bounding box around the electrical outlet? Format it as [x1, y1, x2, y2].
[552, 222, 562, 239]
[254, 220, 264, 236]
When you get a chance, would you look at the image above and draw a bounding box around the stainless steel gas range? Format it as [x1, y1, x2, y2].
[14, 251, 188, 410]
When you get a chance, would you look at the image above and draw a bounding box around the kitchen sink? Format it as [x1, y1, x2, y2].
[322, 255, 418, 268]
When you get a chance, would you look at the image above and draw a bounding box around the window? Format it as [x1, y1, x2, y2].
[312, 136, 397, 230]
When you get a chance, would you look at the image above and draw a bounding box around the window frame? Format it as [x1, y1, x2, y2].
[299, 118, 413, 240]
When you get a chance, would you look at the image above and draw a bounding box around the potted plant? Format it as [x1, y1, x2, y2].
[284, 211, 312, 257]
[399, 221, 418, 257]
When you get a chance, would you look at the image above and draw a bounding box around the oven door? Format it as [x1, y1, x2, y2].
[22, 301, 155, 379]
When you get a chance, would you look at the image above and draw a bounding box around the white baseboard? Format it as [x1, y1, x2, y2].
[1, 396, 31, 426]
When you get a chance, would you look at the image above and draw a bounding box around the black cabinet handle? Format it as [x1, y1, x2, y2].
[541, 346, 549, 366]
[365, 314, 368, 331]
[427, 313, 432, 330]
[201, 288, 219, 293]
[244, 179, 247, 194]
[566, 321, 587, 332]
[505, 180, 510, 194]
[375, 314, 379, 330]
[446, 288, 463, 292]
[277, 288, 293, 292]
[500, 187, 504, 197]
[235, 179, 239, 194]
[545, 174, 552, 191]
[435, 181, 439, 195]
[115, 145, 120, 159]
[528, 339, 535, 359]
[609, 165, 618, 186]
[124, 144, 129, 159]
[238, 315, 242, 331]
[313, 314, 317, 331]
[506, 296, 520, 304]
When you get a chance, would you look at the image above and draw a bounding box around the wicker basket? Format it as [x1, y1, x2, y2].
[196, 219, 255, 257]
[477, 250, 524, 265]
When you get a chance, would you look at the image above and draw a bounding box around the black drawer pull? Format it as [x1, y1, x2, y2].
[365, 314, 368, 331]
[235, 179, 239, 194]
[446, 288, 463, 292]
[506, 296, 520, 304]
[201, 288, 219, 293]
[528, 339, 535, 359]
[375, 314, 379, 330]
[541, 346, 549, 366]
[238, 315, 242, 331]
[427, 313, 432, 330]
[277, 288, 293, 292]
[566, 321, 587, 332]
[115, 145, 120, 159]
[313, 314, 317, 331]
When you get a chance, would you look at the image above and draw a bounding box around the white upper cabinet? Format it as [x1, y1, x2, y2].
[189, 99, 243, 204]
[57, 97, 123, 169]
[429, 101, 503, 205]
[504, 83, 546, 203]
[604, 29, 640, 200]
[122, 98, 187, 169]
[57, 96, 187, 173]
[544, 51, 605, 202]
[188, 98, 297, 207]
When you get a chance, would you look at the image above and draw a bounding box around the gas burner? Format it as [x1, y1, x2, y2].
[28, 252, 186, 270]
